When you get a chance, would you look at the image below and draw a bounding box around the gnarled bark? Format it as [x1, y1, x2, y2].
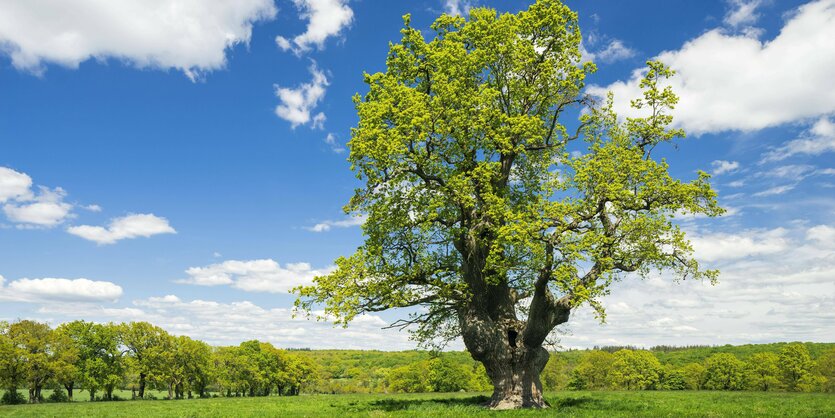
[459, 286, 570, 410]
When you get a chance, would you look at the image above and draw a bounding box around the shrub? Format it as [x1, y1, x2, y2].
[1, 390, 26, 405]
[47, 389, 69, 403]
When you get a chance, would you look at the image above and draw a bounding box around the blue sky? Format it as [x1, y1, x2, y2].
[0, 0, 833, 349]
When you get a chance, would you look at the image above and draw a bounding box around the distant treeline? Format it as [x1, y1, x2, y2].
[0, 320, 315, 405]
[296, 342, 835, 395]
[1, 319, 834, 406]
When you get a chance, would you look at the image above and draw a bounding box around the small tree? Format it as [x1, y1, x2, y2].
[78, 323, 124, 401]
[680, 362, 706, 390]
[778, 343, 824, 392]
[119, 322, 170, 399]
[703, 353, 745, 391]
[51, 324, 81, 401]
[659, 366, 687, 391]
[0, 322, 26, 404]
[567, 350, 615, 390]
[744, 352, 781, 391]
[817, 348, 835, 393]
[8, 320, 53, 403]
[540, 353, 569, 390]
[295, 0, 721, 409]
[427, 357, 471, 392]
[610, 349, 662, 390]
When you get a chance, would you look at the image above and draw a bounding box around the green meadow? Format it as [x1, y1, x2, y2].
[1, 391, 833, 417]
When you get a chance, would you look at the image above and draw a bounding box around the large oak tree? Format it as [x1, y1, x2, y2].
[295, 0, 721, 409]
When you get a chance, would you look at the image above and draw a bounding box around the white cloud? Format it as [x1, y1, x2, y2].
[306, 214, 365, 232]
[275, 0, 353, 55]
[711, 160, 740, 175]
[0, 167, 73, 227]
[324, 133, 345, 153]
[444, 0, 473, 16]
[0, 277, 122, 303]
[67, 213, 176, 245]
[0, 167, 32, 203]
[761, 117, 835, 162]
[274, 64, 329, 128]
[179, 259, 333, 293]
[3, 186, 73, 228]
[83, 204, 103, 212]
[31, 294, 409, 349]
[558, 224, 835, 349]
[753, 184, 795, 197]
[580, 38, 637, 65]
[588, 0, 835, 135]
[762, 164, 815, 181]
[724, 0, 763, 28]
[690, 227, 790, 262]
[807, 224, 835, 243]
[594, 40, 637, 63]
[0, 0, 277, 80]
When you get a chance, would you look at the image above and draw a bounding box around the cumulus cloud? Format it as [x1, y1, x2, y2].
[761, 117, 835, 162]
[275, 0, 353, 55]
[30, 294, 407, 349]
[305, 215, 365, 232]
[711, 160, 740, 175]
[592, 40, 637, 64]
[580, 37, 637, 65]
[0, 167, 73, 228]
[689, 227, 790, 262]
[724, 0, 763, 28]
[0, 276, 122, 303]
[807, 224, 835, 243]
[3, 186, 73, 228]
[178, 259, 333, 293]
[274, 64, 329, 128]
[557, 222, 835, 349]
[587, 0, 835, 135]
[0, 167, 32, 203]
[0, 0, 277, 80]
[67, 214, 176, 245]
[444, 0, 474, 16]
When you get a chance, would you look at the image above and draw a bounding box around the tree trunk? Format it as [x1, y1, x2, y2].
[28, 388, 36, 404]
[139, 373, 146, 398]
[480, 344, 550, 409]
[167, 383, 174, 400]
[457, 274, 569, 409]
[65, 384, 73, 402]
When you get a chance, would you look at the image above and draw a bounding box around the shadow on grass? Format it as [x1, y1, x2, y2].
[370, 395, 490, 411]
[551, 396, 599, 409]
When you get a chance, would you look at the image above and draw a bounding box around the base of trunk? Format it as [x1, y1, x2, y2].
[488, 391, 549, 410]
[483, 346, 551, 410]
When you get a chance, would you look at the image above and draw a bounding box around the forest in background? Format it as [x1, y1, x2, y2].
[1, 319, 833, 406]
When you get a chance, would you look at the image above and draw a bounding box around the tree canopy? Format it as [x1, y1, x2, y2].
[294, 0, 722, 408]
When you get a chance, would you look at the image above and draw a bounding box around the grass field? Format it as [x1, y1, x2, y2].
[0, 391, 833, 417]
